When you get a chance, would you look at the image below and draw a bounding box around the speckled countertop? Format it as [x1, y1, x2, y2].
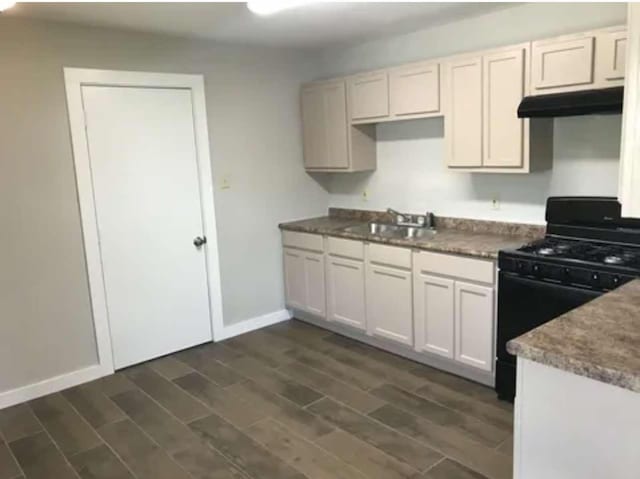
[508, 280, 640, 393]
[279, 208, 544, 260]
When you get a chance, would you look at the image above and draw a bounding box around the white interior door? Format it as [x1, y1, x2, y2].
[81, 85, 212, 369]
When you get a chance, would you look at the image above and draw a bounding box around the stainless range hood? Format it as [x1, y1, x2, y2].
[517, 87, 623, 118]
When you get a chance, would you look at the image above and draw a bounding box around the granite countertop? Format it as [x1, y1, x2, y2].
[508, 279, 640, 393]
[278, 209, 543, 260]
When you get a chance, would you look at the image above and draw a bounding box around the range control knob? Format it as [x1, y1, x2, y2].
[591, 272, 600, 284]
[532, 263, 541, 274]
[563, 267, 571, 281]
[612, 275, 621, 286]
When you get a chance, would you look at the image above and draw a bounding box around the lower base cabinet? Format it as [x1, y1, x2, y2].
[327, 255, 366, 330]
[413, 273, 455, 358]
[283, 247, 326, 317]
[366, 263, 413, 346]
[282, 231, 497, 383]
[455, 281, 494, 371]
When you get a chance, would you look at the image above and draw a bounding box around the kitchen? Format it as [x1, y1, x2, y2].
[0, 2, 638, 479]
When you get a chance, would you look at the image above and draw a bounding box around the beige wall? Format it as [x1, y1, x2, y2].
[0, 17, 327, 393]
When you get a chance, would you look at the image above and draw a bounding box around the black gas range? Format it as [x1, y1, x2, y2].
[495, 197, 640, 402]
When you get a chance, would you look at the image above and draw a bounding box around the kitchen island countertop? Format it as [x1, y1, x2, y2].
[508, 279, 640, 393]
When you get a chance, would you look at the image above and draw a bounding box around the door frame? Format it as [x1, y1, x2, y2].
[64, 68, 224, 375]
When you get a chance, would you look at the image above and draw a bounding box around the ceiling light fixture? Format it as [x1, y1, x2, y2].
[0, 1, 16, 12]
[247, 0, 318, 16]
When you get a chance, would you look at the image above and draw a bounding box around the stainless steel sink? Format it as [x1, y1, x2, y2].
[342, 222, 436, 239]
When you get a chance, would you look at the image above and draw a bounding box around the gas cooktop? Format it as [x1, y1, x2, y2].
[517, 237, 640, 270]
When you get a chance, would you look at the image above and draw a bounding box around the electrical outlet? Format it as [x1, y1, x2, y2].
[362, 189, 369, 202]
[220, 176, 231, 190]
[491, 194, 500, 210]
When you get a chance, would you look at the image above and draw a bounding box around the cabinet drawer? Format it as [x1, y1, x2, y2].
[328, 237, 364, 260]
[368, 243, 411, 269]
[282, 231, 324, 252]
[414, 251, 494, 284]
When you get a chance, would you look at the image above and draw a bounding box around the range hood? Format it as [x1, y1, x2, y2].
[517, 87, 623, 118]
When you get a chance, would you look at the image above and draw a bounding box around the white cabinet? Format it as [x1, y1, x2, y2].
[301, 80, 348, 170]
[620, 6, 640, 218]
[596, 26, 627, 86]
[413, 251, 496, 373]
[327, 255, 366, 330]
[366, 263, 413, 346]
[413, 273, 454, 358]
[532, 35, 595, 93]
[283, 247, 326, 317]
[531, 25, 627, 94]
[444, 55, 483, 168]
[282, 232, 326, 317]
[348, 70, 390, 122]
[454, 281, 494, 371]
[389, 61, 441, 119]
[445, 44, 545, 173]
[301, 79, 376, 172]
[483, 46, 528, 168]
[283, 248, 306, 311]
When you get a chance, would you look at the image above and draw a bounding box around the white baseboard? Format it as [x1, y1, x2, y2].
[0, 310, 291, 410]
[0, 364, 110, 410]
[216, 309, 291, 341]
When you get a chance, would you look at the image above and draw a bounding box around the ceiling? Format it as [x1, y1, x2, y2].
[5, 2, 516, 50]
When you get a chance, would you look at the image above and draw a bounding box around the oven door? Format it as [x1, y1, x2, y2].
[497, 272, 602, 364]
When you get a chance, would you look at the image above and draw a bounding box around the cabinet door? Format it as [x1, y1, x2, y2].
[454, 281, 494, 371]
[324, 81, 350, 169]
[483, 46, 527, 168]
[596, 28, 627, 85]
[445, 57, 483, 168]
[327, 256, 366, 330]
[366, 264, 413, 346]
[413, 273, 454, 359]
[532, 36, 595, 92]
[301, 85, 328, 169]
[304, 252, 326, 317]
[349, 71, 390, 122]
[283, 248, 306, 310]
[390, 62, 440, 118]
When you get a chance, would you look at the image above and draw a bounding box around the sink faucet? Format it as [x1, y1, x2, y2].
[387, 208, 436, 229]
[387, 208, 408, 224]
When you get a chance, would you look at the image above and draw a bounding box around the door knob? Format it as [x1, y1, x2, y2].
[193, 236, 207, 247]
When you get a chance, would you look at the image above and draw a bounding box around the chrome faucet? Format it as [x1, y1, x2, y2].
[387, 208, 435, 229]
[387, 208, 408, 224]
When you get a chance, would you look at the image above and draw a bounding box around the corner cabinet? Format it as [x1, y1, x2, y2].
[444, 43, 553, 173]
[301, 79, 376, 172]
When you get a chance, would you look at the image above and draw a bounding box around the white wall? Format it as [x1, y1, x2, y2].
[0, 17, 327, 396]
[317, 3, 626, 224]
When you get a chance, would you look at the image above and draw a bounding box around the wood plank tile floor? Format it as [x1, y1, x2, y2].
[0, 319, 514, 479]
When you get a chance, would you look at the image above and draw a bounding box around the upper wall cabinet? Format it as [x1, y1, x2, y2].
[389, 61, 441, 119]
[531, 25, 626, 95]
[596, 26, 627, 87]
[301, 79, 376, 172]
[444, 55, 483, 168]
[445, 43, 552, 173]
[349, 70, 390, 122]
